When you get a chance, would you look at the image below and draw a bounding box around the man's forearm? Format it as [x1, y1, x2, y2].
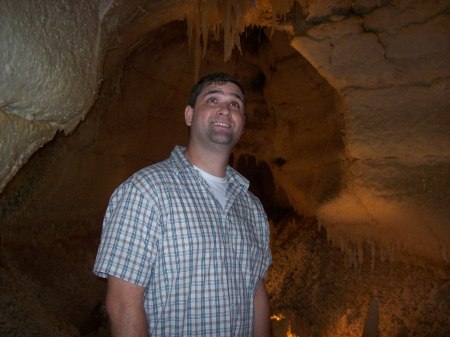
[106, 276, 148, 337]
[254, 279, 271, 337]
[108, 304, 148, 337]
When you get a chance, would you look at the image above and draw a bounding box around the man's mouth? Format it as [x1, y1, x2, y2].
[213, 121, 231, 128]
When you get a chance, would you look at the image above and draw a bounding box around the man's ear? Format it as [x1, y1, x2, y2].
[184, 105, 193, 126]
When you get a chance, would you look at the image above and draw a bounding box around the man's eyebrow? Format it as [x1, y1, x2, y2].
[203, 89, 244, 103]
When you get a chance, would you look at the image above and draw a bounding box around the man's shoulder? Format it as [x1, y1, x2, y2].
[110, 158, 177, 201]
[130, 157, 175, 184]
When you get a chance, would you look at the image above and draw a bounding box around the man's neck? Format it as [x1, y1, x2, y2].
[185, 143, 231, 178]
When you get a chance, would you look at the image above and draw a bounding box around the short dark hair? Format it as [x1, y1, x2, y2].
[188, 72, 245, 107]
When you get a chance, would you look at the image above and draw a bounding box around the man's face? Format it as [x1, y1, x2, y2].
[185, 82, 245, 149]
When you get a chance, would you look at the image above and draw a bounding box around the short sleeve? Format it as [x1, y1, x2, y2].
[93, 179, 161, 286]
[253, 196, 272, 279]
[260, 217, 272, 279]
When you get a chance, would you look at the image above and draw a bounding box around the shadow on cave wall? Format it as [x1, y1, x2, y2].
[235, 153, 294, 220]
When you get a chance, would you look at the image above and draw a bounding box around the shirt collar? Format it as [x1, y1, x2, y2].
[171, 145, 191, 173]
[170, 145, 249, 189]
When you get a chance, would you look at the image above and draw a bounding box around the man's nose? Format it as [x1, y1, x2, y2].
[218, 103, 231, 115]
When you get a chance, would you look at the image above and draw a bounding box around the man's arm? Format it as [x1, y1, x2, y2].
[254, 278, 271, 337]
[106, 276, 148, 337]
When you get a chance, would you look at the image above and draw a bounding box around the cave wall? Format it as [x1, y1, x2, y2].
[0, 0, 198, 193]
[290, 1, 450, 263]
[0, 0, 112, 192]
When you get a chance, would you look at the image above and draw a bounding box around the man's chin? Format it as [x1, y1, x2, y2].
[209, 133, 236, 145]
[210, 137, 238, 147]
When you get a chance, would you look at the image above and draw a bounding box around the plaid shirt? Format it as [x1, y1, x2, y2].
[93, 145, 272, 336]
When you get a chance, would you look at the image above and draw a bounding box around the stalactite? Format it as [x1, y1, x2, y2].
[186, 0, 294, 70]
[199, 0, 218, 59]
[269, 0, 293, 36]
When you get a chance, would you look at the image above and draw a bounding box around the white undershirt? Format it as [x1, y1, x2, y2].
[193, 165, 228, 209]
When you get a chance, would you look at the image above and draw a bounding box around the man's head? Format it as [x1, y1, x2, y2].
[184, 72, 246, 151]
[188, 72, 245, 107]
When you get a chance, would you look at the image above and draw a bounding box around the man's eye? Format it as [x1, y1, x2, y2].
[207, 97, 218, 104]
[230, 102, 240, 109]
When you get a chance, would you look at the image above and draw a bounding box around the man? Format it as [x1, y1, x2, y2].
[93, 72, 272, 336]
